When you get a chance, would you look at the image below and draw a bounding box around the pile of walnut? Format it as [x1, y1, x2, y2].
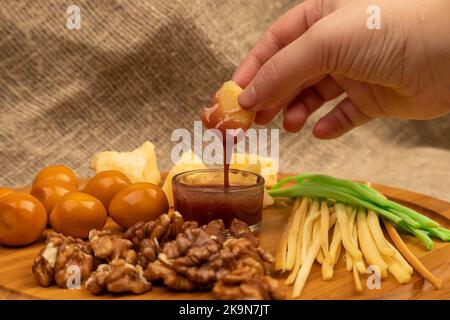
[32, 212, 286, 299]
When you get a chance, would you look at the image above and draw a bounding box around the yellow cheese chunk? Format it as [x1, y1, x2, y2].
[91, 141, 161, 185]
[230, 153, 278, 187]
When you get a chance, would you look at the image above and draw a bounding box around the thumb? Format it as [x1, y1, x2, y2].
[238, 16, 339, 113]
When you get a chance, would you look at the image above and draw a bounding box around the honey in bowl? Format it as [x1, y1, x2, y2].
[172, 169, 264, 230]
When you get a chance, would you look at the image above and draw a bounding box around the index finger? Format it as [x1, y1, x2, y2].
[232, 0, 334, 87]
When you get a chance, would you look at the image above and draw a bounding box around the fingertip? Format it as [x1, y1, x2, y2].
[312, 119, 342, 139]
[283, 104, 307, 133]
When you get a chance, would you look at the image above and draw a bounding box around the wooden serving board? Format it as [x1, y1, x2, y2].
[0, 180, 449, 300]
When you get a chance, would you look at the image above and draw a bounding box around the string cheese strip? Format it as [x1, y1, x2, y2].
[300, 201, 320, 263]
[383, 219, 442, 289]
[357, 208, 388, 277]
[275, 198, 300, 271]
[292, 220, 322, 298]
[352, 220, 366, 274]
[382, 252, 411, 284]
[367, 210, 395, 256]
[352, 265, 363, 292]
[386, 242, 413, 275]
[286, 211, 337, 285]
[329, 221, 342, 265]
[345, 207, 355, 272]
[336, 203, 362, 260]
[351, 215, 364, 291]
[320, 200, 332, 262]
[316, 249, 324, 264]
[285, 199, 309, 285]
[321, 213, 337, 280]
[286, 197, 309, 270]
[316, 212, 336, 264]
[347, 206, 356, 227]
[322, 210, 338, 280]
[322, 258, 334, 281]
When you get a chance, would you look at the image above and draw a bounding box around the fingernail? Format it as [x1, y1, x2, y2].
[238, 85, 258, 109]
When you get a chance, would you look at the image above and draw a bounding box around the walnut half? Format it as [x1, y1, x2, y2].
[144, 260, 196, 291]
[89, 229, 137, 264]
[213, 272, 286, 300]
[32, 231, 94, 288]
[122, 212, 186, 268]
[86, 259, 151, 295]
[32, 242, 58, 287]
[54, 243, 94, 288]
[212, 221, 285, 300]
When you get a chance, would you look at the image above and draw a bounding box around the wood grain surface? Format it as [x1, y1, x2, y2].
[0, 180, 449, 300]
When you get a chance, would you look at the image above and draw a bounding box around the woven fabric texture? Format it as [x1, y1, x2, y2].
[0, 0, 449, 200]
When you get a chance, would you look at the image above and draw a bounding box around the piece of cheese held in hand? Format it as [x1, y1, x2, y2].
[201, 80, 256, 134]
[162, 151, 207, 207]
[92, 141, 161, 185]
[230, 153, 279, 188]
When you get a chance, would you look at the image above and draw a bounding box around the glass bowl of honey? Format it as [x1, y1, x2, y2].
[172, 169, 265, 231]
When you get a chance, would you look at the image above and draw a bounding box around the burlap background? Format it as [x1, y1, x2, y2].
[0, 0, 449, 200]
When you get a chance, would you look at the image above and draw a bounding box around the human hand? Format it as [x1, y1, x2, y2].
[233, 0, 450, 139]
